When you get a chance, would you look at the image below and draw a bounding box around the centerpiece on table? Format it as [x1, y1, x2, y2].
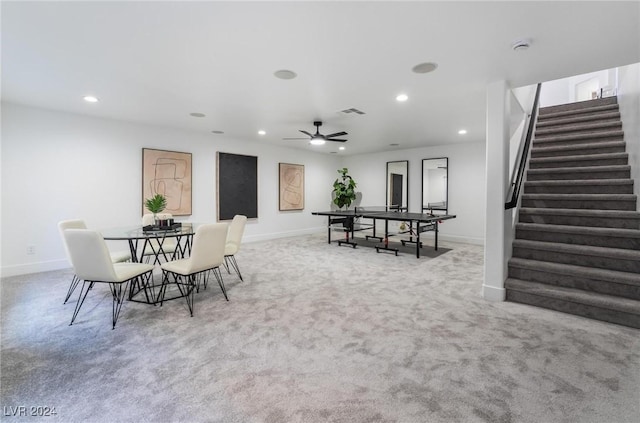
[144, 194, 167, 227]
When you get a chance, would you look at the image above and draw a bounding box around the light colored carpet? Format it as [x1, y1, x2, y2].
[1, 233, 639, 422]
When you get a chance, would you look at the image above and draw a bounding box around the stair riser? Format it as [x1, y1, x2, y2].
[537, 115, 620, 129]
[529, 157, 628, 169]
[508, 266, 640, 301]
[515, 228, 640, 250]
[523, 184, 633, 194]
[538, 98, 618, 115]
[533, 136, 623, 149]
[535, 123, 622, 137]
[505, 290, 640, 329]
[512, 246, 640, 273]
[520, 198, 636, 210]
[531, 145, 625, 158]
[526, 170, 630, 181]
[518, 213, 640, 229]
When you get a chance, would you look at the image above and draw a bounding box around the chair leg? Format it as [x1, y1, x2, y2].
[223, 257, 231, 274]
[109, 281, 130, 330]
[64, 274, 81, 304]
[212, 267, 228, 301]
[69, 280, 92, 326]
[159, 270, 171, 306]
[185, 275, 195, 317]
[228, 255, 243, 282]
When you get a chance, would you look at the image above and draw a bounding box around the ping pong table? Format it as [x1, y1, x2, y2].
[312, 207, 456, 258]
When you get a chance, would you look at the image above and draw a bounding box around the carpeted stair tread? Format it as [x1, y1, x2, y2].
[508, 257, 640, 287]
[522, 193, 636, 201]
[535, 121, 622, 136]
[512, 239, 640, 260]
[505, 278, 640, 316]
[517, 208, 640, 228]
[515, 222, 640, 239]
[530, 141, 626, 156]
[536, 111, 620, 128]
[534, 130, 624, 143]
[529, 152, 627, 164]
[519, 207, 640, 218]
[524, 179, 633, 187]
[538, 103, 619, 120]
[526, 164, 630, 175]
[523, 179, 634, 195]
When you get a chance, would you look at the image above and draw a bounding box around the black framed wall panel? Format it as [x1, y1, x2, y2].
[217, 152, 258, 220]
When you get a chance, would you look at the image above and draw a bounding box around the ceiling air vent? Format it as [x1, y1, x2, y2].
[339, 107, 366, 115]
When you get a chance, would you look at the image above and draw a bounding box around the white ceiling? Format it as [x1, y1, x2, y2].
[2, 1, 639, 155]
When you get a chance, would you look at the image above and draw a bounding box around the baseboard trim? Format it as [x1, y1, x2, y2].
[1, 259, 70, 278]
[243, 227, 325, 243]
[483, 284, 506, 302]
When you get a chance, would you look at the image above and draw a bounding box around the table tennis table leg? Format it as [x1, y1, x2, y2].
[327, 217, 332, 244]
[416, 223, 421, 258]
[434, 221, 439, 251]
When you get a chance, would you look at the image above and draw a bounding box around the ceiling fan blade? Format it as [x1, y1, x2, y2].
[327, 139, 347, 143]
[283, 137, 309, 140]
[325, 131, 348, 138]
[299, 130, 313, 137]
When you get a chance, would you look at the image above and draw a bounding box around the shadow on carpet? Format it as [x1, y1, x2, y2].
[330, 235, 451, 258]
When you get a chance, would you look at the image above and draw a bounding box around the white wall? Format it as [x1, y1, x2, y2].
[617, 63, 640, 200]
[342, 142, 486, 245]
[539, 70, 613, 107]
[1, 103, 341, 276]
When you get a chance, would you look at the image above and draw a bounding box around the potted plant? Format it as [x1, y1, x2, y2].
[332, 168, 357, 210]
[145, 193, 167, 226]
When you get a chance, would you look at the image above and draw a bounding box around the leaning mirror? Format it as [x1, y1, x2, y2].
[386, 160, 408, 211]
[422, 158, 448, 214]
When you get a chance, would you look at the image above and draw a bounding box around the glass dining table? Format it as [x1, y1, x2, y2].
[101, 223, 197, 264]
[101, 223, 198, 304]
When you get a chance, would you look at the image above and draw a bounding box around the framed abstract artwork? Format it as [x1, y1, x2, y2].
[279, 163, 304, 211]
[142, 148, 192, 216]
[217, 152, 258, 220]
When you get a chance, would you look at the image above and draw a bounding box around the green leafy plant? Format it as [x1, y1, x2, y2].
[145, 194, 167, 214]
[332, 168, 357, 209]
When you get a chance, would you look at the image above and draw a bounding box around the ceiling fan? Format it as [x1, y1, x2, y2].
[283, 121, 348, 145]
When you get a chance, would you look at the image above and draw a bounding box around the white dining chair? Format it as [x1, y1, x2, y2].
[224, 215, 247, 281]
[58, 219, 131, 304]
[140, 213, 179, 263]
[159, 223, 229, 316]
[63, 229, 154, 329]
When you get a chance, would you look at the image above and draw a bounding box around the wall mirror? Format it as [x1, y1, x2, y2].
[422, 157, 448, 214]
[386, 160, 408, 211]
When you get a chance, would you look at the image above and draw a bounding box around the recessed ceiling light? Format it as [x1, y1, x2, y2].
[390, 143, 400, 147]
[190, 112, 205, 118]
[274, 69, 297, 80]
[412, 62, 438, 74]
[258, 130, 266, 135]
[212, 130, 224, 134]
[396, 94, 409, 102]
[339, 146, 345, 150]
[83, 95, 99, 103]
[458, 129, 468, 135]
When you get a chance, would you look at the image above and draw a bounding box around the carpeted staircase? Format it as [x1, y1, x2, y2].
[505, 96, 640, 328]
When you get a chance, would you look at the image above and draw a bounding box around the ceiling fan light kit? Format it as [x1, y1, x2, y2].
[286, 120, 348, 146]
